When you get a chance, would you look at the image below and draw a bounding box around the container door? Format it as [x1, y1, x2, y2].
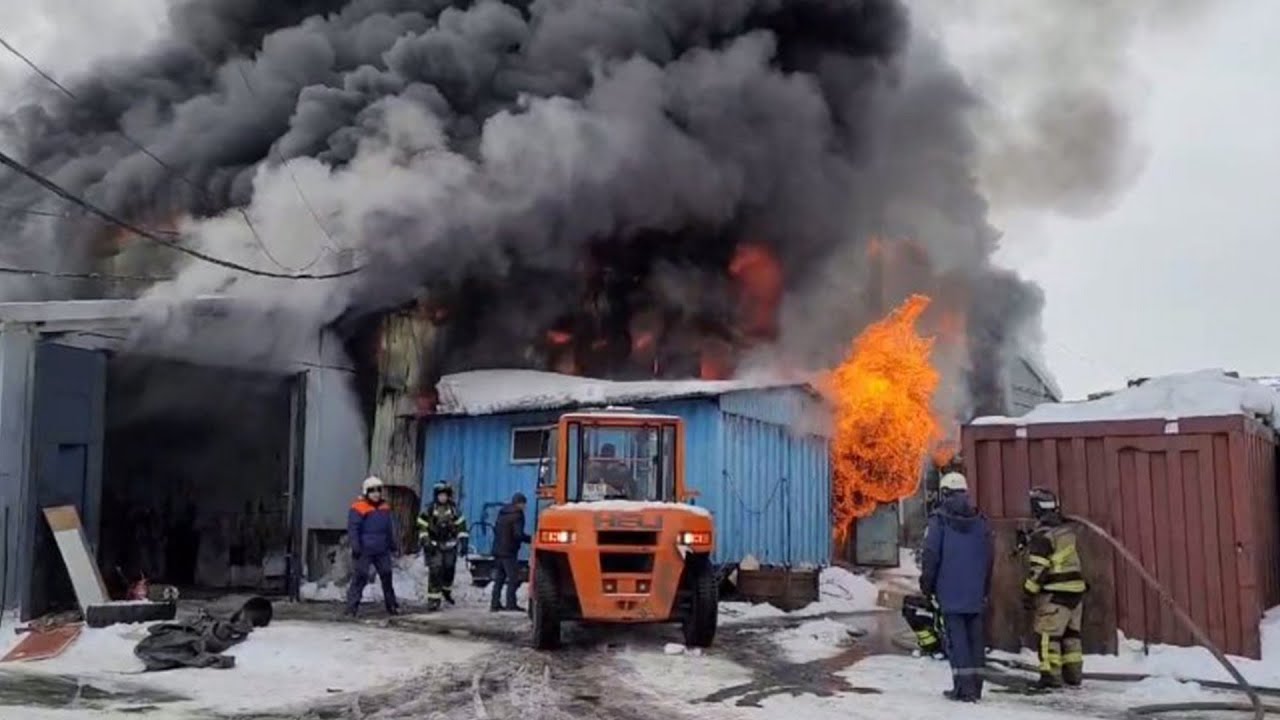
[855, 501, 901, 567]
[22, 342, 106, 620]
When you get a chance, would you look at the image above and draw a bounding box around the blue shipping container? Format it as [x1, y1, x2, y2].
[422, 386, 831, 567]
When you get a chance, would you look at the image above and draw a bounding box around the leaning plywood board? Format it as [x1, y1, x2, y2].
[43, 506, 108, 610]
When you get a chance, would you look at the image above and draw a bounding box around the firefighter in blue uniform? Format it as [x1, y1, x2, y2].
[920, 471, 993, 702]
[417, 482, 469, 612]
[1023, 487, 1088, 689]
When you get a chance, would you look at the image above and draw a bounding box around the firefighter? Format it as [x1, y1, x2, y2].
[1023, 487, 1088, 690]
[417, 482, 469, 612]
[920, 471, 993, 702]
[344, 476, 400, 617]
[901, 594, 945, 658]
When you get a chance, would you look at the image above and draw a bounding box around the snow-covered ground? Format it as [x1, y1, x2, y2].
[721, 566, 882, 624]
[0, 617, 488, 717]
[299, 552, 530, 607]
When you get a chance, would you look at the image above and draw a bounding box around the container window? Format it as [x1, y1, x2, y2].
[510, 426, 553, 464]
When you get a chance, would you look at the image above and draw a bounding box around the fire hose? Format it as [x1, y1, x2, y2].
[891, 514, 1279, 718]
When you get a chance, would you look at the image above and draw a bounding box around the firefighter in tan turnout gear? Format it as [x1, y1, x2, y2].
[1022, 487, 1088, 690]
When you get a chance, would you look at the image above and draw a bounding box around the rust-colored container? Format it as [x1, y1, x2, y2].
[963, 414, 1280, 659]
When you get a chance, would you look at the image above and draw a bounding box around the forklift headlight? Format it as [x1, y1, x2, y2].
[678, 531, 711, 546]
[539, 529, 575, 544]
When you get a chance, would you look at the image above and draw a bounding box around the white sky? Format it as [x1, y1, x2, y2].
[2, 2, 1277, 400]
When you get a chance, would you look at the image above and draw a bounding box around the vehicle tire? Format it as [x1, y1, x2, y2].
[531, 561, 561, 650]
[682, 557, 718, 648]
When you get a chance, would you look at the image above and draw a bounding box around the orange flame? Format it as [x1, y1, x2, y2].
[824, 294, 943, 539]
[699, 338, 733, 380]
[546, 330, 573, 346]
[729, 243, 783, 339]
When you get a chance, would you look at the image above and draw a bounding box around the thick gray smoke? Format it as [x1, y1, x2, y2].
[0, 0, 1175, 415]
[909, 0, 1216, 217]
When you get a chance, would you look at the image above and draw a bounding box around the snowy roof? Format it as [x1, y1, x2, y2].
[433, 369, 813, 417]
[972, 369, 1280, 427]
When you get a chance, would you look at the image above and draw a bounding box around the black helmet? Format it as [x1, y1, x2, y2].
[432, 482, 454, 498]
[512, 491, 528, 505]
[1029, 487, 1060, 519]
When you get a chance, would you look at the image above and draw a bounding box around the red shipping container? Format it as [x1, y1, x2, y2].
[963, 414, 1280, 659]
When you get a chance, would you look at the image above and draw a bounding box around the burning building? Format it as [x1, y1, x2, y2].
[0, 0, 1078, 611]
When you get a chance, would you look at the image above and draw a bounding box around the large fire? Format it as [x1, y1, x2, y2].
[825, 294, 945, 540]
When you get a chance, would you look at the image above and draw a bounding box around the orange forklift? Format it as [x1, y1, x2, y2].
[528, 407, 718, 650]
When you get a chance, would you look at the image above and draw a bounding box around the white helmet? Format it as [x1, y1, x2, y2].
[939, 472, 968, 493]
[362, 476, 385, 494]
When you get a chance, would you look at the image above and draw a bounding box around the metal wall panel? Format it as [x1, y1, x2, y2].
[423, 389, 832, 567]
[963, 415, 1280, 659]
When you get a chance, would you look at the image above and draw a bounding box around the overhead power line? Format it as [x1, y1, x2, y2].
[0, 33, 345, 274]
[0, 265, 171, 282]
[0, 148, 360, 280]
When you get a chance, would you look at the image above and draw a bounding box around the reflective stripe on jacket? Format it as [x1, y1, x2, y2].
[1024, 522, 1087, 595]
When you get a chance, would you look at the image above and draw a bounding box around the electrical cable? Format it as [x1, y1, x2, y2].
[0, 33, 344, 273]
[0, 265, 171, 282]
[0, 148, 360, 280]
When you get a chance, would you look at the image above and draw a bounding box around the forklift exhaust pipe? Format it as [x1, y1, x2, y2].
[1066, 514, 1270, 720]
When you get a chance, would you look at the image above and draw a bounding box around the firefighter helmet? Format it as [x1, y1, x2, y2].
[432, 481, 454, 498]
[362, 476, 384, 494]
[1029, 487, 1060, 519]
[938, 472, 968, 493]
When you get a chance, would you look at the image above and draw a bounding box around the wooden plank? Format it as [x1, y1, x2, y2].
[1228, 429, 1261, 659]
[0, 624, 82, 663]
[1166, 445, 1193, 647]
[987, 520, 1028, 653]
[1200, 435, 1228, 650]
[1104, 438, 1130, 635]
[1134, 449, 1159, 644]
[1008, 439, 1032, 515]
[1149, 449, 1176, 644]
[978, 439, 1005, 518]
[1118, 447, 1145, 640]
[1070, 437, 1090, 516]
[1078, 525, 1118, 654]
[1180, 447, 1208, 648]
[41, 506, 108, 609]
[1212, 434, 1242, 656]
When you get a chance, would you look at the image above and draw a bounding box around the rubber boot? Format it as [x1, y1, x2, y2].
[1033, 673, 1063, 691]
[1062, 664, 1083, 688]
[426, 598, 442, 612]
[443, 589, 455, 606]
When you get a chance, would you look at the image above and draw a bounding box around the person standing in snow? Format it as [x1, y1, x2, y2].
[490, 492, 532, 612]
[344, 476, 401, 617]
[920, 471, 994, 702]
[417, 482, 469, 612]
[1023, 487, 1087, 690]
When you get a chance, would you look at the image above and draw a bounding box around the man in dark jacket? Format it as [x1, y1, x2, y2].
[920, 471, 994, 702]
[490, 492, 532, 612]
[344, 476, 400, 617]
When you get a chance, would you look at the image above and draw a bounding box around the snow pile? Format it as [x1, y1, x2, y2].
[300, 554, 528, 608]
[435, 369, 806, 416]
[774, 618, 856, 662]
[722, 566, 882, 622]
[0, 620, 487, 715]
[553, 500, 711, 517]
[974, 369, 1280, 426]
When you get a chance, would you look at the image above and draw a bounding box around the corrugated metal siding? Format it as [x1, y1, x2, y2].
[963, 415, 1280, 659]
[423, 388, 832, 568]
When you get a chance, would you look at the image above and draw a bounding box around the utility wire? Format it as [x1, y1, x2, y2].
[0, 205, 183, 235]
[0, 148, 360, 279]
[233, 63, 343, 259]
[0, 33, 344, 274]
[0, 265, 171, 282]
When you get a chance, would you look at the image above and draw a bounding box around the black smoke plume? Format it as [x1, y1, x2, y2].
[1, 0, 1058, 417]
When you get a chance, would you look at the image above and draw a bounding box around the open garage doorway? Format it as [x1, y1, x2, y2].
[96, 355, 304, 599]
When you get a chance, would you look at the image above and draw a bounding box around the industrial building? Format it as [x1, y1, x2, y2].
[0, 300, 367, 620]
[422, 370, 833, 568]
